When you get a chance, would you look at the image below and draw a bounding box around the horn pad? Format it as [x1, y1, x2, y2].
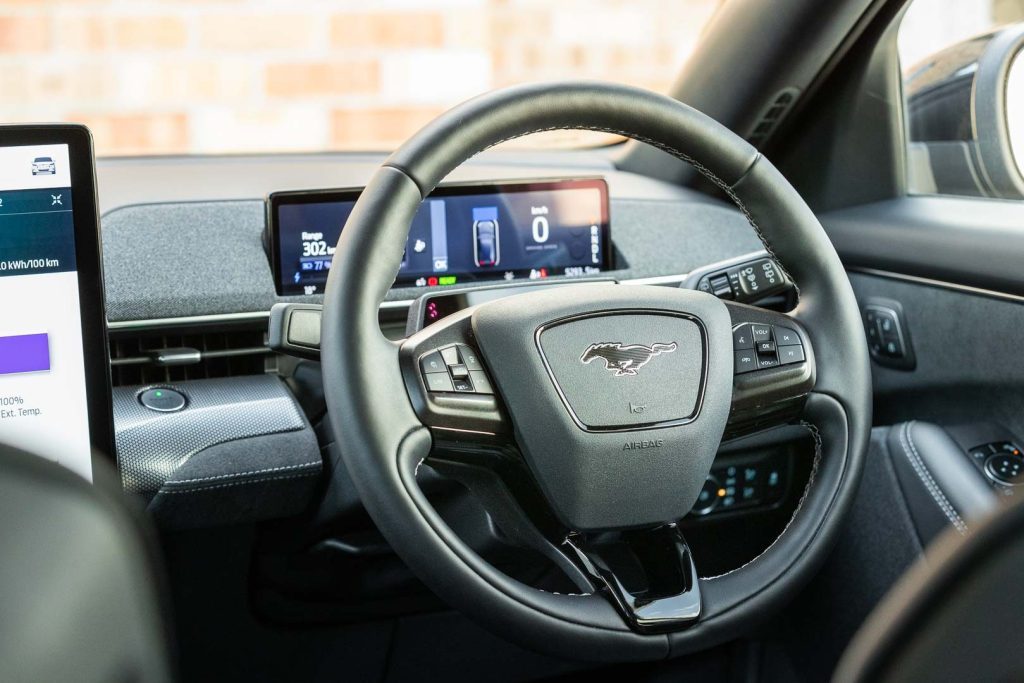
[472, 284, 733, 531]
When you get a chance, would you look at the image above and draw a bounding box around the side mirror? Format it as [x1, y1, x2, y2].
[905, 23, 1024, 199]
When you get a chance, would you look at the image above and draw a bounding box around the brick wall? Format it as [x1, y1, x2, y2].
[1, 1, 1012, 156]
[0, 0, 720, 155]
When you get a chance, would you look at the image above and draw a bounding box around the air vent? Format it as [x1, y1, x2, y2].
[747, 87, 800, 147]
[109, 322, 277, 387]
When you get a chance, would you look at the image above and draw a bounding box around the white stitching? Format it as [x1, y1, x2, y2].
[898, 421, 968, 535]
[156, 471, 317, 494]
[164, 461, 321, 485]
[703, 421, 823, 581]
[390, 124, 799, 296]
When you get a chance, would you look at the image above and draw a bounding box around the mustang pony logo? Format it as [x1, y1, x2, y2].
[579, 342, 678, 377]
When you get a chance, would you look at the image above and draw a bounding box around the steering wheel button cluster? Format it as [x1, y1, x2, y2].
[733, 322, 805, 374]
[419, 343, 495, 395]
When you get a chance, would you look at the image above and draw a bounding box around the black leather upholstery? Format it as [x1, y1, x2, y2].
[882, 421, 996, 545]
[0, 445, 172, 683]
[835, 494, 1024, 682]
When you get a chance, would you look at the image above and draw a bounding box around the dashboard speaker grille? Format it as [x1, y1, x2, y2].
[747, 87, 800, 147]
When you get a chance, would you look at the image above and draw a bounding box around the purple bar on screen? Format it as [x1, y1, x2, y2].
[0, 333, 50, 375]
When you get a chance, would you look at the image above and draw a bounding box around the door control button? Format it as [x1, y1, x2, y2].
[862, 300, 915, 369]
[986, 454, 1023, 484]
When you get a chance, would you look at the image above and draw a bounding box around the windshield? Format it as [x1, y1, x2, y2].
[4, 1, 723, 157]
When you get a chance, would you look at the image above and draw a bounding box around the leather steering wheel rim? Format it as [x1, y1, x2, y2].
[321, 81, 872, 661]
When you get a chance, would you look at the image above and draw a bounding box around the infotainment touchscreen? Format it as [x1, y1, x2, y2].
[0, 127, 112, 480]
[268, 178, 611, 296]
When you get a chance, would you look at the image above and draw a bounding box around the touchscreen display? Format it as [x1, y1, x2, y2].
[269, 178, 611, 296]
[0, 143, 95, 480]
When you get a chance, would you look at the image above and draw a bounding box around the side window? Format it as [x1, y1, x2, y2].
[898, 0, 1024, 199]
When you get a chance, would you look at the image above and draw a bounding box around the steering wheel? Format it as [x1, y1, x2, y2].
[321, 82, 871, 661]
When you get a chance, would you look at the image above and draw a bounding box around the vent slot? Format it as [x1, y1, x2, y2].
[747, 88, 800, 147]
[109, 322, 277, 387]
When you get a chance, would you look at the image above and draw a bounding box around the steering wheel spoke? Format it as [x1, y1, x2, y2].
[724, 301, 816, 439]
[425, 443, 598, 595]
[399, 306, 512, 444]
[564, 524, 701, 633]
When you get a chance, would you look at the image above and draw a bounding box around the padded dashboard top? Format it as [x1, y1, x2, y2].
[101, 197, 762, 322]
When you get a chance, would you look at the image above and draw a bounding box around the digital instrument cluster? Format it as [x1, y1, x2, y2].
[267, 178, 612, 296]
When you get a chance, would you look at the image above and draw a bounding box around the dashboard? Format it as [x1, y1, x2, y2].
[97, 151, 764, 325]
[86, 150, 802, 538]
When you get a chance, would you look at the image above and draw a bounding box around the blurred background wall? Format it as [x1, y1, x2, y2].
[0, 0, 1019, 156]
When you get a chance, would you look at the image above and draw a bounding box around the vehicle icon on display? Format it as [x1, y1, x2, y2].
[31, 156, 55, 175]
[472, 206, 500, 267]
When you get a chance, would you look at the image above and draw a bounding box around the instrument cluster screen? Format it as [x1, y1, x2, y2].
[268, 178, 611, 296]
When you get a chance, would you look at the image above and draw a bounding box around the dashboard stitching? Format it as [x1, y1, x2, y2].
[701, 421, 822, 581]
[163, 460, 321, 485]
[153, 471, 318, 494]
[899, 421, 968, 535]
[390, 125, 799, 296]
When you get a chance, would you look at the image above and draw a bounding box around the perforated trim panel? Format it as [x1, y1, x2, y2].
[113, 375, 307, 494]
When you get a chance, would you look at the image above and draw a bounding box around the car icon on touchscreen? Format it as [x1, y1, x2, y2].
[31, 157, 56, 175]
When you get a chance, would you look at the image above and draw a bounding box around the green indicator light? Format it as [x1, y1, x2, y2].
[438, 276, 457, 286]
[155, 391, 163, 397]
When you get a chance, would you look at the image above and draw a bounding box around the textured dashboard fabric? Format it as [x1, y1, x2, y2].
[100, 197, 761, 322]
[113, 374, 312, 494]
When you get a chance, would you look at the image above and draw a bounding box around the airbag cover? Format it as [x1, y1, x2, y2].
[472, 284, 732, 531]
